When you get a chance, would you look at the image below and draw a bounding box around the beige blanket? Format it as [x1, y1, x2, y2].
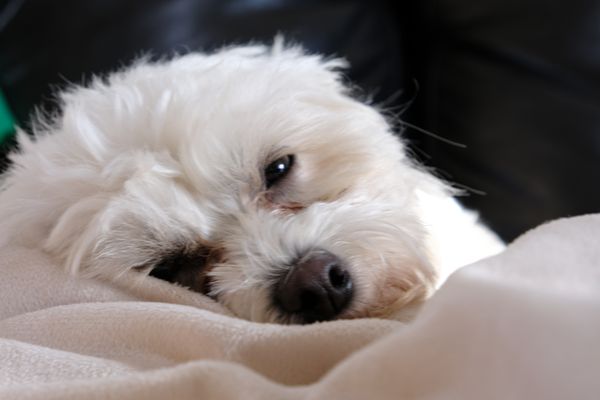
[1, 215, 599, 399]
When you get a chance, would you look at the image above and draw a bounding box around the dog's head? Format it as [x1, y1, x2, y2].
[2, 43, 446, 323]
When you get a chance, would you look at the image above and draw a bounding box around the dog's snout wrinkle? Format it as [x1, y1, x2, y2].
[274, 250, 353, 324]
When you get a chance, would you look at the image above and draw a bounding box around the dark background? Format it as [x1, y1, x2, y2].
[1, 0, 599, 241]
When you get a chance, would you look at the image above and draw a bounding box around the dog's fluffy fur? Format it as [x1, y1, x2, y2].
[0, 42, 503, 323]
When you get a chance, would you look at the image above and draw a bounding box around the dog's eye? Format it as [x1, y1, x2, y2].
[265, 155, 295, 188]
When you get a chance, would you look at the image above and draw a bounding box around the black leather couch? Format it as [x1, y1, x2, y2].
[1, 0, 599, 241]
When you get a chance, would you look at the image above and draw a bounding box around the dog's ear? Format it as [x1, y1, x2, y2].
[44, 193, 112, 275]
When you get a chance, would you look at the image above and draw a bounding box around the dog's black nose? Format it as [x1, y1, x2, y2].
[274, 250, 353, 323]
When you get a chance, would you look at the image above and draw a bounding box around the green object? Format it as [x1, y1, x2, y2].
[0, 89, 16, 144]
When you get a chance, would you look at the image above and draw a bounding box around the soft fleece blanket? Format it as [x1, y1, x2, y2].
[1, 215, 599, 399]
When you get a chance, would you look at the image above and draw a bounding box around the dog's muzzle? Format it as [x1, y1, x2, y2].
[273, 250, 354, 323]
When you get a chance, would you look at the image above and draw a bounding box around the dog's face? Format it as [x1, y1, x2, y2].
[3, 45, 441, 323]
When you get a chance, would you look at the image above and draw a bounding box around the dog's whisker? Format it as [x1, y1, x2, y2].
[398, 120, 467, 148]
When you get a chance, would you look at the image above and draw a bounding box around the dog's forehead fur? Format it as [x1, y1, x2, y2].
[50, 46, 412, 221]
[0, 44, 503, 324]
[58, 45, 406, 196]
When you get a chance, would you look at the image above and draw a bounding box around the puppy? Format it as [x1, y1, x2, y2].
[0, 42, 503, 324]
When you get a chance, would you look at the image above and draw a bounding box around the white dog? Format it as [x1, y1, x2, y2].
[0, 42, 503, 324]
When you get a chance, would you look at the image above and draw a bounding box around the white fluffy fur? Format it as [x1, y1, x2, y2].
[0, 42, 504, 323]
